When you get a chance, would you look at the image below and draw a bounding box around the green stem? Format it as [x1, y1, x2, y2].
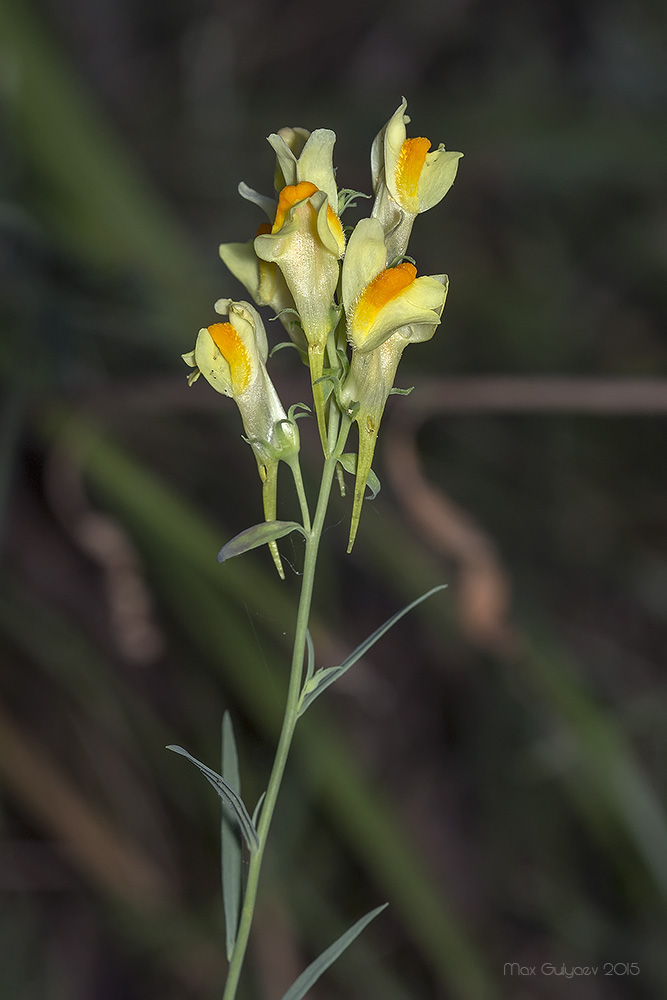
[222, 417, 350, 1000]
[288, 457, 312, 535]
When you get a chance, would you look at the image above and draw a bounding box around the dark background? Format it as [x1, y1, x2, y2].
[1, 1, 666, 998]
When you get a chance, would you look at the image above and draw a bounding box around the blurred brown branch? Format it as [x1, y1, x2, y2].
[399, 377, 667, 415]
[382, 375, 666, 652]
[73, 375, 667, 417]
[384, 421, 518, 656]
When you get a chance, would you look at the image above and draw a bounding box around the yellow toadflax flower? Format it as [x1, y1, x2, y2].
[343, 217, 448, 353]
[340, 218, 448, 550]
[254, 181, 345, 446]
[182, 299, 299, 578]
[371, 97, 462, 259]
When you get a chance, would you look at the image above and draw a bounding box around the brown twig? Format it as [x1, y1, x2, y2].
[71, 374, 667, 417]
[384, 419, 518, 655]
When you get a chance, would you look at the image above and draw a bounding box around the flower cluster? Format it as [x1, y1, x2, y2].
[184, 100, 462, 556]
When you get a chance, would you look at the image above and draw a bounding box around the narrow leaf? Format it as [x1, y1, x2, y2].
[298, 585, 447, 717]
[280, 903, 388, 1000]
[166, 745, 259, 850]
[221, 713, 242, 961]
[217, 520, 305, 564]
[252, 790, 267, 828]
[337, 453, 381, 500]
[335, 461, 346, 498]
[304, 628, 315, 685]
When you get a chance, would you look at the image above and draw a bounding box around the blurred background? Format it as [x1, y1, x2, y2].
[1, 0, 666, 997]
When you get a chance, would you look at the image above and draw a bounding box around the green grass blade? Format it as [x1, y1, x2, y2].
[221, 713, 242, 962]
[279, 904, 388, 1000]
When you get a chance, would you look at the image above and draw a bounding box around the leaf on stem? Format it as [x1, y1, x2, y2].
[251, 790, 267, 828]
[166, 744, 259, 851]
[279, 903, 388, 1000]
[337, 453, 381, 500]
[304, 628, 315, 685]
[218, 521, 305, 564]
[221, 713, 243, 961]
[298, 585, 447, 717]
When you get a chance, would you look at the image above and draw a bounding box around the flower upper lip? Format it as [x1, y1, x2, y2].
[268, 127, 339, 210]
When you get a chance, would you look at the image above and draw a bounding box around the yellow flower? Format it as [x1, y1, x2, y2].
[372, 97, 462, 215]
[222, 126, 341, 356]
[255, 181, 345, 446]
[182, 300, 298, 578]
[256, 181, 344, 349]
[340, 217, 449, 550]
[343, 217, 448, 353]
[370, 98, 462, 259]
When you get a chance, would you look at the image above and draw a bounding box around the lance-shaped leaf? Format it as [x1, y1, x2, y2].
[218, 520, 305, 564]
[298, 585, 446, 717]
[221, 713, 242, 961]
[304, 628, 315, 685]
[279, 903, 388, 1000]
[166, 745, 259, 851]
[252, 791, 267, 828]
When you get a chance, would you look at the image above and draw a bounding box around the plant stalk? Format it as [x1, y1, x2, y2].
[222, 416, 349, 1000]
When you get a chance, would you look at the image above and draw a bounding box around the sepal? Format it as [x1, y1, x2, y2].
[337, 188, 372, 215]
